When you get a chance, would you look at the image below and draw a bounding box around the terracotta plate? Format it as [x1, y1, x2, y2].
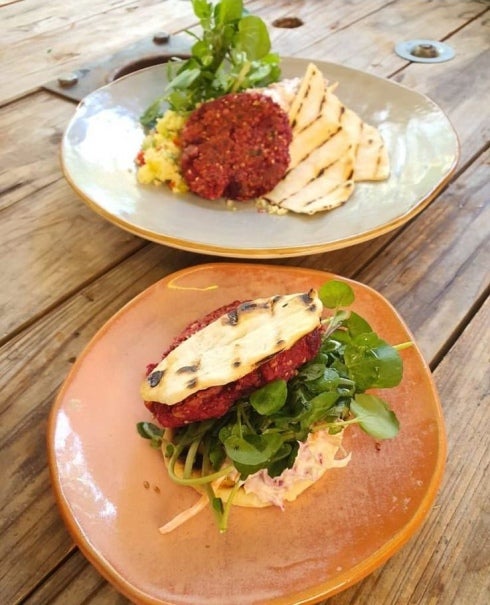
[61, 58, 459, 258]
[47, 264, 446, 604]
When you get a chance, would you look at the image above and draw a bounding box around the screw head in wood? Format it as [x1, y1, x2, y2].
[57, 72, 79, 88]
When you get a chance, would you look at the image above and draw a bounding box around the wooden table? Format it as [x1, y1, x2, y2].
[1, 1, 488, 603]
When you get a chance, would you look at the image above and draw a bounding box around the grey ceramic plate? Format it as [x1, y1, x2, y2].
[61, 58, 459, 258]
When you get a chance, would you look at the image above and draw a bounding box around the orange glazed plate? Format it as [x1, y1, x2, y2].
[48, 263, 446, 605]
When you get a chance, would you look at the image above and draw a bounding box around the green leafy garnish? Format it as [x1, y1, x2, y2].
[137, 280, 411, 531]
[350, 394, 400, 440]
[250, 379, 287, 415]
[136, 421, 163, 448]
[140, 0, 281, 127]
[319, 279, 355, 308]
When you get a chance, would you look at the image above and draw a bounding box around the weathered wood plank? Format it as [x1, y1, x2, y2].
[0, 245, 199, 605]
[0, 91, 76, 211]
[0, 174, 147, 341]
[0, 0, 197, 105]
[1, 0, 138, 44]
[6, 0, 484, 105]
[264, 0, 486, 80]
[1, 3, 488, 604]
[23, 550, 129, 605]
[391, 19, 490, 168]
[24, 551, 130, 605]
[356, 148, 489, 363]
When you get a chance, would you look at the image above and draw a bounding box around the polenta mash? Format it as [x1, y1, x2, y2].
[136, 110, 188, 192]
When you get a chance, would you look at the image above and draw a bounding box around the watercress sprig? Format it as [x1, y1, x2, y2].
[140, 0, 281, 128]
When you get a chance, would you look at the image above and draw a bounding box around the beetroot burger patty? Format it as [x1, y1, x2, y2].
[180, 92, 292, 201]
[144, 301, 323, 428]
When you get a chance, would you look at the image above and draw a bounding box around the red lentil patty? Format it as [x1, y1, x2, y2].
[180, 92, 292, 201]
[144, 300, 322, 428]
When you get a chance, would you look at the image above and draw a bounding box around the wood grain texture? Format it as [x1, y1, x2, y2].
[357, 148, 489, 363]
[391, 13, 490, 168]
[0, 246, 199, 604]
[0, 0, 197, 104]
[1, 0, 488, 603]
[0, 92, 74, 211]
[266, 0, 487, 75]
[0, 174, 145, 341]
[3, 0, 485, 105]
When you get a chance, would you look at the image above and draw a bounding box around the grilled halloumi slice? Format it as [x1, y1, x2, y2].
[264, 63, 390, 214]
[140, 290, 323, 405]
[352, 120, 390, 181]
[289, 63, 327, 132]
[264, 127, 355, 214]
[288, 106, 343, 169]
[276, 166, 355, 214]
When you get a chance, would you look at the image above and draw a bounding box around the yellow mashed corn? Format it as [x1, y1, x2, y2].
[136, 110, 188, 192]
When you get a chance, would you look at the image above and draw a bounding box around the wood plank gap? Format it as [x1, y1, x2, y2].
[17, 548, 77, 605]
[0, 87, 42, 111]
[440, 4, 489, 41]
[452, 140, 490, 182]
[313, 0, 400, 35]
[429, 285, 490, 373]
[0, 173, 66, 215]
[385, 5, 489, 80]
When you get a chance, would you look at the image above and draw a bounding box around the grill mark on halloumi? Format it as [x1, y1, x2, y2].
[289, 64, 326, 132]
[274, 163, 355, 214]
[287, 123, 342, 174]
[301, 183, 355, 212]
[176, 364, 200, 374]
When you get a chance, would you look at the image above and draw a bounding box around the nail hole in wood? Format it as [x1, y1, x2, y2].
[272, 17, 303, 29]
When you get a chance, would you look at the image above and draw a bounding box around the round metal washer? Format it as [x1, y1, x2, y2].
[395, 39, 455, 63]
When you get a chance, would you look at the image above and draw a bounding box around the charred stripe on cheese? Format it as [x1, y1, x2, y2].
[289, 63, 326, 131]
[287, 121, 343, 173]
[140, 290, 323, 406]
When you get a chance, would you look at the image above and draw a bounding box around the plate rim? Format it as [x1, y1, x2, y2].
[47, 262, 447, 604]
[60, 58, 460, 258]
